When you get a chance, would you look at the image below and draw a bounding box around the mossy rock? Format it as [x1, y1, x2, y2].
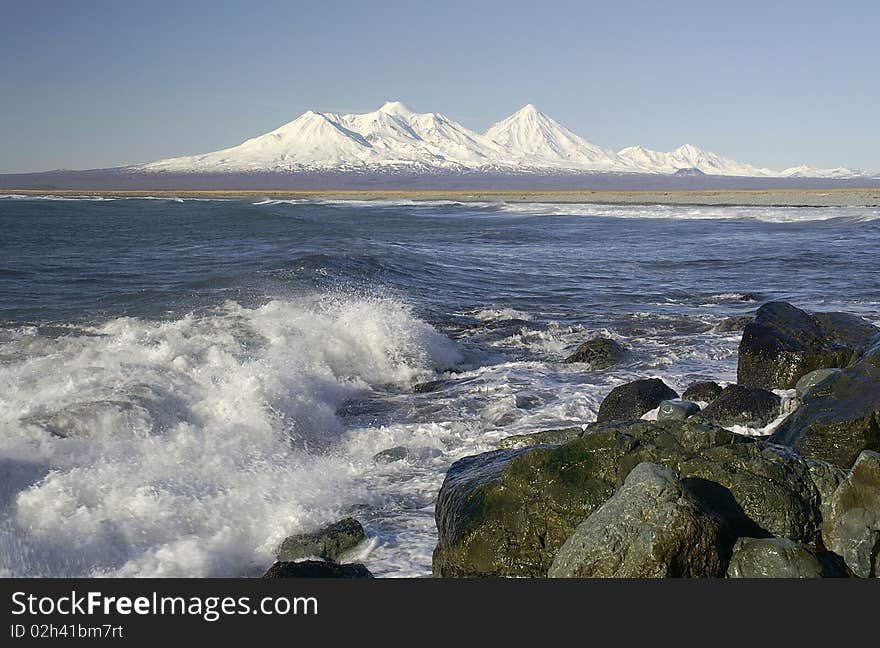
[276, 517, 365, 563]
[737, 301, 877, 390]
[596, 378, 678, 423]
[549, 463, 731, 578]
[496, 426, 584, 449]
[563, 337, 627, 369]
[770, 355, 880, 468]
[434, 419, 830, 577]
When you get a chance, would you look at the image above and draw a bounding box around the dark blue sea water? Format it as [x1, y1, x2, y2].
[1, 195, 878, 577]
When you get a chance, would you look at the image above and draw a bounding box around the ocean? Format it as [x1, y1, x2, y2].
[1, 194, 878, 577]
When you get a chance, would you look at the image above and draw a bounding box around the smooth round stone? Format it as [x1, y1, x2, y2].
[795, 368, 842, 399]
[657, 399, 701, 421]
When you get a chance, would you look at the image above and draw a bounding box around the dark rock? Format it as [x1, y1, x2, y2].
[549, 463, 731, 578]
[713, 316, 752, 333]
[263, 560, 373, 578]
[822, 450, 880, 577]
[725, 537, 823, 578]
[413, 380, 448, 394]
[770, 355, 880, 468]
[657, 400, 701, 422]
[694, 384, 781, 429]
[373, 446, 442, 462]
[276, 518, 365, 563]
[737, 301, 878, 389]
[434, 419, 828, 577]
[514, 393, 543, 410]
[563, 337, 627, 369]
[795, 368, 843, 399]
[373, 446, 410, 463]
[496, 427, 584, 450]
[596, 378, 679, 423]
[682, 381, 724, 403]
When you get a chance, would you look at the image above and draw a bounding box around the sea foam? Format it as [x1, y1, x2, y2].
[0, 295, 461, 577]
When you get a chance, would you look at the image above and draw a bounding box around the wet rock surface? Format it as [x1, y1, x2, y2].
[549, 463, 730, 578]
[822, 450, 880, 577]
[694, 384, 781, 429]
[433, 419, 829, 577]
[770, 351, 880, 468]
[276, 517, 365, 563]
[682, 381, 724, 403]
[563, 336, 627, 369]
[596, 378, 678, 423]
[737, 301, 878, 390]
[725, 537, 825, 578]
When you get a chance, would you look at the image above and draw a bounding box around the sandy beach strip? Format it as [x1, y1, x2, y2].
[3, 188, 880, 207]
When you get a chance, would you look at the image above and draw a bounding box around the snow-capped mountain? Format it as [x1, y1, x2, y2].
[777, 164, 864, 179]
[618, 144, 775, 177]
[135, 101, 867, 178]
[483, 104, 634, 171]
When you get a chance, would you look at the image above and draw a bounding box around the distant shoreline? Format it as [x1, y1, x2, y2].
[3, 188, 880, 207]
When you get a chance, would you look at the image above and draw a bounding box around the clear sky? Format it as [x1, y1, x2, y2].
[1, 0, 877, 173]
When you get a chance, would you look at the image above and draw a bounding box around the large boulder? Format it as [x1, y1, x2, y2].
[548, 463, 730, 578]
[694, 384, 781, 429]
[434, 419, 830, 577]
[725, 537, 823, 578]
[564, 337, 627, 369]
[276, 518, 365, 563]
[770, 352, 880, 468]
[737, 301, 878, 389]
[682, 381, 724, 403]
[596, 378, 678, 423]
[433, 443, 622, 577]
[822, 450, 880, 577]
[263, 560, 373, 578]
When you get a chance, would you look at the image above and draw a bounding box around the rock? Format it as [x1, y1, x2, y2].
[682, 381, 724, 403]
[657, 400, 701, 422]
[822, 450, 880, 577]
[496, 427, 583, 449]
[713, 316, 752, 333]
[563, 337, 627, 369]
[433, 443, 622, 577]
[263, 560, 373, 578]
[276, 518, 365, 563]
[694, 384, 781, 429]
[373, 446, 410, 463]
[725, 537, 823, 578]
[596, 378, 679, 423]
[737, 301, 878, 390]
[434, 419, 828, 577]
[795, 368, 842, 399]
[413, 379, 448, 393]
[548, 463, 730, 578]
[770, 355, 880, 468]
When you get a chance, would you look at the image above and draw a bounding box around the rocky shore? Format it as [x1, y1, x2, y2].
[432, 301, 880, 578]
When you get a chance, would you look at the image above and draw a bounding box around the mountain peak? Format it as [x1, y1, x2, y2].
[135, 102, 864, 178]
[516, 103, 540, 115]
[378, 100, 415, 116]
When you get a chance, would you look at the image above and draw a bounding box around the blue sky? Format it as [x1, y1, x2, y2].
[1, 0, 877, 173]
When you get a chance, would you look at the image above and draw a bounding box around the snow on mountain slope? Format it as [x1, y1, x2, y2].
[618, 144, 775, 177]
[778, 164, 865, 179]
[141, 110, 378, 172]
[484, 104, 634, 171]
[335, 101, 506, 168]
[135, 101, 868, 177]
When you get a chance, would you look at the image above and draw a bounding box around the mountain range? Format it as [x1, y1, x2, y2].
[134, 101, 866, 179]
